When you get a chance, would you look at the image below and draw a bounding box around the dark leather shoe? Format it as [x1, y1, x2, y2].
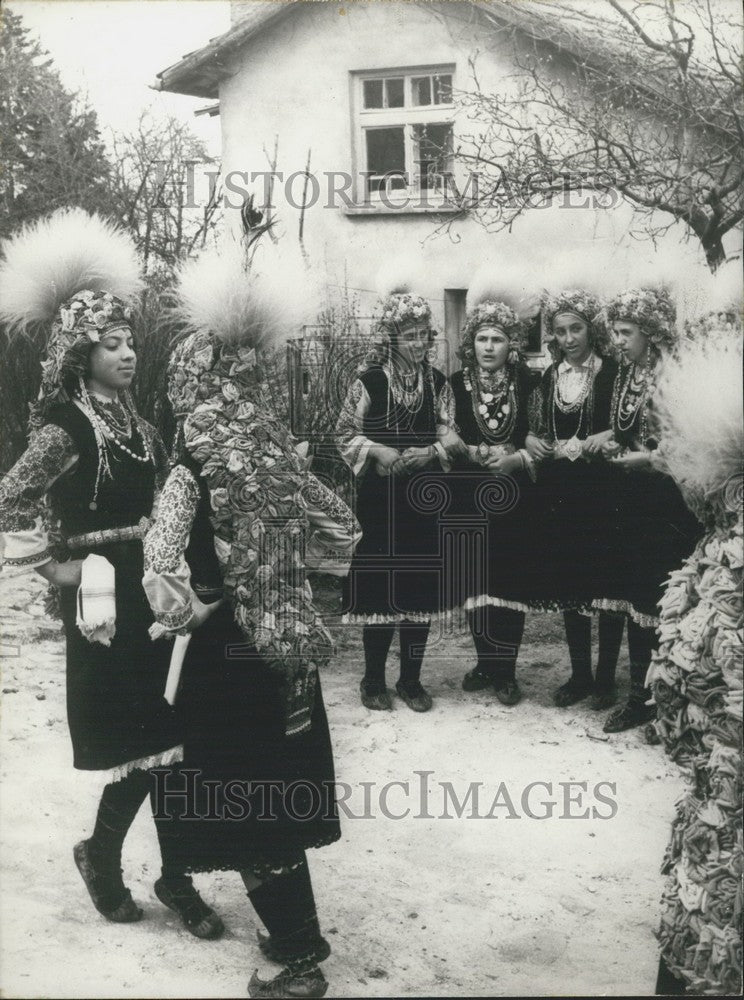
[395, 680, 433, 712]
[154, 876, 225, 940]
[603, 698, 656, 733]
[360, 679, 392, 711]
[554, 679, 593, 707]
[462, 666, 495, 692]
[257, 928, 331, 964]
[494, 678, 522, 706]
[73, 839, 143, 923]
[590, 684, 618, 710]
[248, 965, 328, 998]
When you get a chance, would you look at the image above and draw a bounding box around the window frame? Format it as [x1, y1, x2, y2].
[351, 64, 457, 210]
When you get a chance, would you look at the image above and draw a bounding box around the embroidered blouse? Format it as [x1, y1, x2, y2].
[143, 462, 362, 633]
[335, 363, 456, 476]
[556, 354, 603, 404]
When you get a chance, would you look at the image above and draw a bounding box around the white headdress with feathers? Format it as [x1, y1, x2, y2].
[375, 255, 427, 301]
[654, 324, 743, 512]
[0, 208, 142, 335]
[467, 260, 538, 318]
[175, 239, 315, 350]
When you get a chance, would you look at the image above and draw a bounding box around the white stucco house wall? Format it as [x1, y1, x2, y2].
[154, 0, 720, 351]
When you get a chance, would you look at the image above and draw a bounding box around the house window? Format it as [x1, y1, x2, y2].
[353, 66, 455, 206]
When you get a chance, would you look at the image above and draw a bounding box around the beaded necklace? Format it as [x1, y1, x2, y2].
[76, 382, 153, 510]
[463, 365, 517, 444]
[554, 354, 596, 413]
[90, 394, 132, 438]
[385, 360, 437, 445]
[611, 354, 655, 444]
[549, 364, 596, 443]
[388, 363, 424, 413]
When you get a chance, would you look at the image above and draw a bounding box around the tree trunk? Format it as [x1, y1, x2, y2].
[702, 233, 726, 272]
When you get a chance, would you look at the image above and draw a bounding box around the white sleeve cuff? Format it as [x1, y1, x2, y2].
[0, 519, 52, 572]
[342, 436, 374, 477]
[433, 440, 451, 473]
[519, 449, 537, 483]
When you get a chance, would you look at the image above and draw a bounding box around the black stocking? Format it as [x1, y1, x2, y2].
[244, 855, 324, 966]
[148, 767, 192, 883]
[88, 770, 151, 870]
[362, 624, 395, 688]
[398, 621, 430, 686]
[562, 611, 592, 684]
[595, 613, 625, 688]
[469, 606, 525, 681]
[628, 620, 657, 697]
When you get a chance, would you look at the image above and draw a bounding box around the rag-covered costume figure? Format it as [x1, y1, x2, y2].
[443, 279, 538, 705]
[0, 209, 221, 934]
[596, 287, 701, 733]
[644, 321, 742, 996]
[335, 285, 455, 712]
[142, 243, 359, 1000]
[525, 288, 625, 709]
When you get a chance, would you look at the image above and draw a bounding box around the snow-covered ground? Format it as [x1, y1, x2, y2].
[0, 572, 683, 997]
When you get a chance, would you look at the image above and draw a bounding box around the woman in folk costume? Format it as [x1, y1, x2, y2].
[0, 209, 222, 935]
[643, 314, 742, 996]
[142, 242, 359, 1000]
[524, 287, 625, 709]
[335, 276, 455, 712]
[443, 270, 538, 705]
[595, 287, 701, 733]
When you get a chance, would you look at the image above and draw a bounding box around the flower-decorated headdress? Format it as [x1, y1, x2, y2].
[605, 287, 677, 353]
[459, 267, 527, 369]
[169, 240, 335, 738]
[378, 290, 433, 333]
[362, 259, 436, 368]
[0, 208, 143, 428]
[541, 287, 612, 360]
[680, 258, 743, 339]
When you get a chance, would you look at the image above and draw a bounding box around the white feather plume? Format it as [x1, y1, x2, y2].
[467, 260, 540, 318]
[704, 259, 743, 316]
[375, 254, 426, 300]
[655, 324, 743, 498]
[175, 239, 313, 349]
[0, 208, 143, 334]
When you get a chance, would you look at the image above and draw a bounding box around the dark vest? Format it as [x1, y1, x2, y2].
[46, 402, 156, 537]
[359, 364, 447, 452]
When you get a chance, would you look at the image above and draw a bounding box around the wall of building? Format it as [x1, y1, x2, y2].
[218, 1, 712, 341]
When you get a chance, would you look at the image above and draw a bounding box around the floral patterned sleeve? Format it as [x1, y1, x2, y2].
[142, 464, 200, 632]
[435, 380, 461, 471]
[298, 473, 362, 577]
[0, 424, 78, 571]
[334, 377, 375, 476]
[139, 420, 170, 496]
[528, 372, 549, 437]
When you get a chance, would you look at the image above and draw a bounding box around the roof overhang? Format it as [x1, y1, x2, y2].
[153, 2, 297, 98]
